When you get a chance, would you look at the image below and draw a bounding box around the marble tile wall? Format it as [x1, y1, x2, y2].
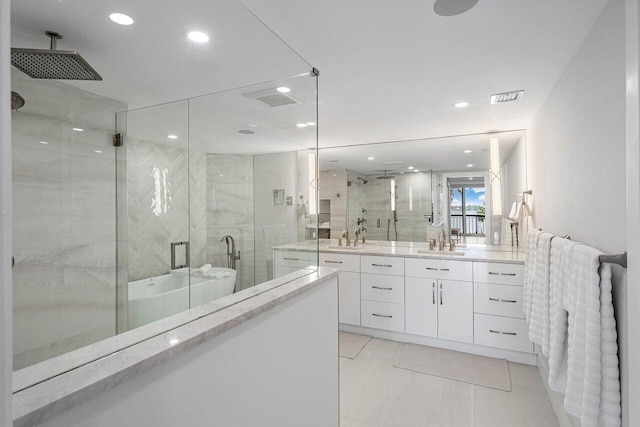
[125, 139, 207, 282]
[319, 170, 348, 238]
[206, 154, 255, 291]
[254, 152, 301, 283]
[11, 73, 125, 369]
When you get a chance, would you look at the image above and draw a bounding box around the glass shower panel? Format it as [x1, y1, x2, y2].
[115, 100, 190, 331]
[188, 72, 319, 292]
[11, 72, 124, 370]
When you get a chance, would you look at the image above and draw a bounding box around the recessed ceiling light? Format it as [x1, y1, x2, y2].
[187, 31, 210, 43]
[408, 166, 414, 170]
[464, 150, 472, 153]
[248, 124, 258, 128]
[306, 122, 316, 126]
[109, 13, 134, 26]
[276, 87, 290, 93]
[454, 102, 469, 108]
[219, 174, 224, 177]
[95, 150, 103, 153]
[414, 170, 419, 173]
[368, 157, 375, 160]
[468, 177, 474, 180]
[296, 123, 308, 128]
[72, 128, 84, 132]
[167, 134, 178, 139]
[467, 164, 474, 167]
[238, 130, 255, 135]
[332, 173, 337, 176]
[39, 141, 48, 144]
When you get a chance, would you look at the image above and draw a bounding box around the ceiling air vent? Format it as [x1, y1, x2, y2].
[490, 90, 524, 104]
[243, 88, 303, 107]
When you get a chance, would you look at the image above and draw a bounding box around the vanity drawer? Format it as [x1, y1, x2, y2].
[274, 250, 314, 268]
[474, 282, 524, 319]
[361, 300, 405, 332]
[320, 253, 360, 272]
[405, 258, 472, 281]
[474, 314, 533, 353]
[473, 262, 524, 286]
[361, 255, 404, 276]
[360, 273, 404, 304]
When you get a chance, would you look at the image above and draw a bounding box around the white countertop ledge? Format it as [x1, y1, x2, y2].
[13, 268, 339, 427]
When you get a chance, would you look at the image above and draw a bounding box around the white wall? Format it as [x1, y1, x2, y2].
[502, 134, 528, 243]
[36, 278, 339, 427]
[624, 1, 640, 426]
[1, 0, 13, 422]
[528, 0, 626, 253]
[528, 0, 627, 425]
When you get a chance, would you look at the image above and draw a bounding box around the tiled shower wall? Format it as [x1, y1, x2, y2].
[11, 73, 125, 369]
[206, 154, 255, 291]
[125, 139, 207, 282]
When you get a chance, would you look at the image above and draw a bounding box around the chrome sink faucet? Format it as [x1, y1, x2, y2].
[353, 228, 361, 247]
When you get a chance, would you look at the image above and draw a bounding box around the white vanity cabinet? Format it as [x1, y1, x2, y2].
[320, 253, 360, 326]
[360, 255, 405, 332]
[405, 259, 474, 343]
[273, 250, 316, 278]
[472, 262, 533, 353]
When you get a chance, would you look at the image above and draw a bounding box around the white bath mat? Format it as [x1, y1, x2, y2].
[339, 332, 372, 359]
[393, 343, 512, 391]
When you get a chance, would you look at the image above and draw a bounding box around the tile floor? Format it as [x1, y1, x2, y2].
[340, 337, 560, 427]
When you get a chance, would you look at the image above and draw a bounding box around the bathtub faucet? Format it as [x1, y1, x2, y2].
[220, 235, 241, 270]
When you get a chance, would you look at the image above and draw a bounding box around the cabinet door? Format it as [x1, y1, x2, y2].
[438, 280, 473, 343]
[339, 271, 361, 326]
[405, 277, 438, 338]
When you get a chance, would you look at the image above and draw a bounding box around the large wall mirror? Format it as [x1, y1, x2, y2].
[318, 130, 528, 248]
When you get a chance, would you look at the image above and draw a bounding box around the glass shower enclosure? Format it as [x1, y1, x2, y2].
[115, 73, 319, 331]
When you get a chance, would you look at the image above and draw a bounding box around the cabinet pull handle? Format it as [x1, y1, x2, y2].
[372, 263, 392, 267]
[372, 313, 393, 318]
[324, 260, 343, 264]
[284, 257, 300, 261]
[439, 268, 450, 272]
[426, 267, 449, 272]
[489, 272, 517, 276]
[372, 286, 393, 291]
[426, 267, 438, 270]
[489, 297, 518, 304]
[501, 299, 517, 303]
[489, 329, 517, 336]
[432, 282, 436, 304]
[439, 282, 443, 305]
[488, 272, 500, 275]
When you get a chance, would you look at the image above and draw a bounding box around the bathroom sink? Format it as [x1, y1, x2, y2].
[416, 250, 465, 256]
[326, 245, 365, 250]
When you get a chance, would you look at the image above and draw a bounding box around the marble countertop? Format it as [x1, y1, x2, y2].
[273, 240, 526, 264]
[13, 268, 339, 427]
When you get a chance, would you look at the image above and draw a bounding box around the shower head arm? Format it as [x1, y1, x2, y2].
[45, 31, 62, 50]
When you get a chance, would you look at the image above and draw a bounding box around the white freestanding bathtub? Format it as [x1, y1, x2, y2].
[128, 267, 237, 329]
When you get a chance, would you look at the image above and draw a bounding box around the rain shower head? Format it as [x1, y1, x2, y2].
[11, 92, 25, 110]
[376, 171, 396, 180]
[11, 31, 103, 81]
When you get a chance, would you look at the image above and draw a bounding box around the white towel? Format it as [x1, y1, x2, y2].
[563, 245, 621, 427]
[528, 232, 553, 350]
[523, 229, 542, 322]
[548, 238, 578, 392]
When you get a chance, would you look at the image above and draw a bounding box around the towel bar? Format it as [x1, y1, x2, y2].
[533, 228, 627, 268]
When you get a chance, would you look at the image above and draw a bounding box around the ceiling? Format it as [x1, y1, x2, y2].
[10, 0, 610, 150]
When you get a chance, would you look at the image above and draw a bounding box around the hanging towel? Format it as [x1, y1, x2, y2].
[547, 238, 578, 392]
[523, 229, 542, 323]
[528, 232, 553, 348]
[563, 245, 621, 427]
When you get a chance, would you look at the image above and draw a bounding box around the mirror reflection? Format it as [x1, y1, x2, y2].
[318, 130, 528, 247]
